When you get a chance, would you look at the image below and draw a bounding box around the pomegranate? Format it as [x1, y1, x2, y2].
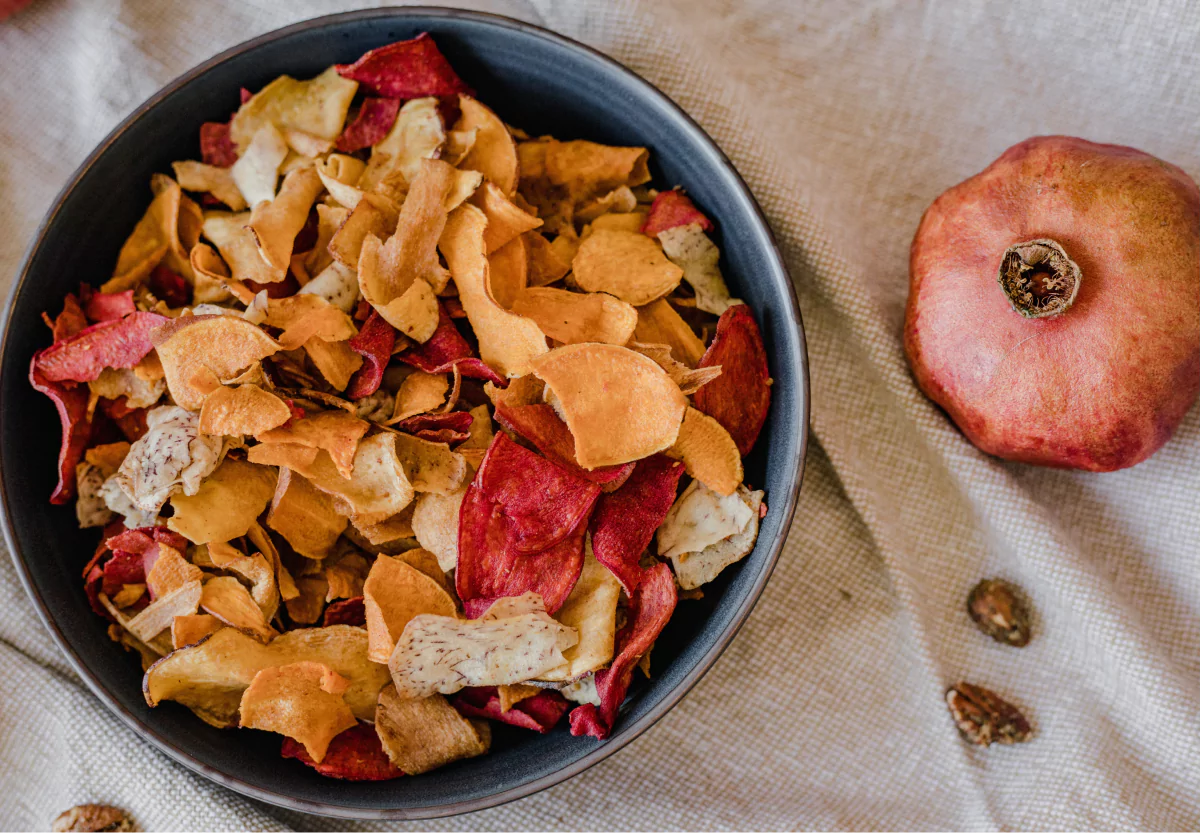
[905, 136, 1199, 471]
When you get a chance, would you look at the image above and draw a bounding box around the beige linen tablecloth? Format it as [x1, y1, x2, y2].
[1, 1, 1197, 829]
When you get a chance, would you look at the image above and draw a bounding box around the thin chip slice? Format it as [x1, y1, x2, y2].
[200, 575, 277, 643]
[455, 97, 518, 195]
[153, 315, 281, 410]
[304, 204, 349, 279]
[247, 167, 324, 271]
[487, 235, 527, 310]
[451, 686, 569, 733]
[375, 685, 489, 775]
[231, 123, 289, 207]
[256, 409, 369, 479]
[528, 343, 686, 469]
[670, 486, 763, 590]
[199, 384, 292, 436]
[542, 140, 650, 200]
[641, 189, 714, 237]
[656, 479, 754, 560]
[657, 223, 739, 315]
[305, 338, 364, 391]
[34, 311, 166, 385]
[576, 187, 638, 224]
[336, 97, 401, 154]
[473, 181, 542, 254]
[525, 231, 571, 287]
[411, 487, 466, 573]
[247, 442, 320, 471]
[391, 432, 468, 496]
[172, 160, 247, 211]
[298, 432, 415, 522]
[124, 579, 202, 644]
[230, 66, 358, 152]
[300, 260, 358, 314]
[633, 298, 706, 367]
[440, 204, 547, 377]
[239, 661, 357, 762]
[626, 342, 722, 395]
[171, 613, 223, 650]
[397, 303, 506, 387]
[388, 611, 577, 698]
[145, 546, 203, 599]
[281, 721, 403, 781]
[202, 211, 287, 286]
[665, 406, 743, 496]
[208, 541, 279, 619]
[267, 467, 349, 558]
[359, 96, 445, 190]
[265, 294, 359, 351]
[329, 193, 400, 269]
[363, 555, 458, 663]
[388, 371, 447, 423]
[572, 229, 683, 306]
[510, 287, 636, 346]
[104, 174, 199, 292]
[537, 551, 621, 681]
[334, 33, 472, 99]
[167, 458, 277, 544]
[491, 402, 630, 488]
[692, 304, 771, 456]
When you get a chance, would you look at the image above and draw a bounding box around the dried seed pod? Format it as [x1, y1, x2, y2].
[52, 804, 136, 832]
[946, 683, 1032, 746]
[967, 579, 1032, 647]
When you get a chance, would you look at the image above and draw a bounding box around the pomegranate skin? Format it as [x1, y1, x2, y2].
[905, 136, 1199, 471]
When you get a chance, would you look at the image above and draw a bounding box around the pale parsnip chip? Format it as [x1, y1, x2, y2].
[454, 96, 518, 194]
[510, 287, 637, 346]
[146, 546, 203, 600]
[298, 260, 358, 313]
[359, 96, 445, 190]
[265, 294, 358, 351]
[626, 342, 722, 395]
[375, 684, 489, 775]
[657, 222, 741, 315]
[389, 371, 448, 422]
[487, 234, 527, 310]
[125, 579, 202, 644]
[230, 67, 358, 151]
[537, 549, 621, 681]
[173, 160, 247, 211]
[283, 128, 335, 158]
[256, 410, 369, 479]
[111, 583, 146, 608]
[200, 575, 277, 643]
[207, 541, 278, 620]
[391, 432, 468, 495]
[411, 487, 466, 573]
[656, 479, 754, 561]
[525, 231, 571, 287]
[473, 181, 542, 254]
[316, 153, 367, 209]
[349, 505, 414, 548]
[167, 458, 277, 544]
[304, 338, 364, 391]
[267, 467, 348, 559]
[325, 550, 369, 601]
[440, 204, 547, 377]
[363, 554, 458, 663]
[247, 167, 324, 271]
[388, 612, 577, 698]
[634, 298, 706, 366]
[153, 315, 281, 410]
[202, 211, 287, 286]
[665, 406, 743, 496]
[232, 123, 289, 207]
[528, 343, 687, 468]
[305, 203, 348, 278]
[670, 486, 763, 590]
[572, 229, 683, 306]
[89, 367, 165, 410]
[329, 193, 399, 269]
[300, 432, 415, 523]
[239, 662, 356, 763]
[444, 127, 477, 166]
[199, 384, 292, 436]
[172, 613, 223, 650]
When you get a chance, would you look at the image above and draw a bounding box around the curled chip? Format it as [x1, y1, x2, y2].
[230, 66, 358, 152]
[363, 554, 457, 663]
[334, 33, 472, 99]
[387, 610, 577, 698]
[264, 294, 358, 351]
[487, 235, 528, 310]
[83, 289, 137, 323]
[304, 331, 365, 390]
[153, 315, 281, 410]
[390, 370, 447, 422]
[398, 303, 505, 386]
[571, 229, 683, 306]
[392, 431, 468, 496]
[247, 168, 324, 272]
[268, 467, 348, 558]
[455, 97, 518, 195]
[493, 402, 633, 489]
[394, 411, 473, 445]
[451, 686, 570, 733]
[172, 613, 222, 650]
[256, 409, 369, 480]
[144, 625, 389, 728]
[207, 542, 278, 619]
[665, 407, 743, 496]
[589, 455, 684, 595]
[201, 575, 277, 643]
[336, 97, 401, 153]
[359, 96, 445, 190]
[634, 298, 706, 367]
[345, 310, 397, 399]
[199, 385, 292, 436]
[568, 562, 676, 740]
[239, 661, 357, 763]
[670, 486, 764, 590]
[104, 174, 200, 293]
[172, 160, 246, 211]
[29, 358, 91, 504]
[440, 204, 547, 377]
[692, 304, 771, 456]
[34, 311, 167, 385]
[510, 287, 637, 346]
[281, 721, 403, 781]
[328, 192, 399, 269]
[525, 231, 571, 287]
[528, 343, 687, 469]
[167, 458, 277, 544]
[375, 684, 489, 776]
[657, 479, 754, 561]
[627, 342, 722, 395]
[536, 551, 621, 681]
[473, 182, 543, 254]
[202, 211, 286, 286]
[231, 123, 288, 208]
[658, 222, 740, 315]
[641, 189, 714, 237]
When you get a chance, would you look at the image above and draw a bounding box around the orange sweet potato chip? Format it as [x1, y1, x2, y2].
[486, 235, 528, 310]
[247, 167, 324, 272]
[304, 338, 365, 391]
[153, 315, 281, 410]
[525, 231, 571, 287]
[363, 554, 458, 663]
[329, 192, 400, 269]
[247, 442, 320, 472]
[528, 343, 686, 468]
[104, 174, 200, 293]
[454, 97, 518, 195]
[633, 298, 706, 366]
[256, 409, 369, 479]
[202, 211, 287, 286]
[199, 384, 292, 436]
[201, 575, 278, 643]
[167, 458, 278, 544]
[542, 140, 650, 200]
[239, 661, 358, 763]
[207, 541, 279, 620]
[665, 406, 743, 496]
[389, 370, 447, 422]
[265, 294, 359, 351]
[510, 287, 637, 346]
[171, 613, 223, 650]
[267, 467, 349, 558]
[473, 181, 542, 254]
[571, 229, 683, 306]
[146, 546, 203, 600]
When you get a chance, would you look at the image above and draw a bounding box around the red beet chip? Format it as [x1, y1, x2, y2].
[33, 311, 167, 384]
[334, 33, 473, 99]
[451, 687, 570, 733]
[29, 356, 91, 504]
[43, 293, 89, 342]
[83, 289, 136, 323]
[345, 310, 396, 399]
[199, 121, 237, 168]
[322, 596, 366, 627]
[98, 399, 149, 442]
[100, 552, 145, 597]
[589, 455, 685, 594]
[394, 411, 473, 444]
[148, 265, 190, 308]
[281, 722, 404, 781]
[693, 304, 770, 456]
[569, 562, 677, 740]
[641, 189, 714, 237]
[84, 563, 108, 619]
[493, 402, 634, 489]
[477, 432, 600, 554]
[398, 304, 505, 386]
[336, 97, 401, 153]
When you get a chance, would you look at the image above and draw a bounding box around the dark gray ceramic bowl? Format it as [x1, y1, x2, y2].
[0, 7, 808, 820]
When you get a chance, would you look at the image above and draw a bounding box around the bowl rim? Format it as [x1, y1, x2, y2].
[0, 5, 809, 821]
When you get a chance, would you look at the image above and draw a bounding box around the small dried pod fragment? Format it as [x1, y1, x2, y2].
[52, 804, 136, 833]
[967, 579, 1032, 647]
[945, 682, 1032, 747]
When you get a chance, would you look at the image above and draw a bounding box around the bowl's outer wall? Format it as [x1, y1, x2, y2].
[0, 10, 806, 818]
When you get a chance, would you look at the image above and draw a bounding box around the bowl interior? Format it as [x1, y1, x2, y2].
[0, 9, 806, 819]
